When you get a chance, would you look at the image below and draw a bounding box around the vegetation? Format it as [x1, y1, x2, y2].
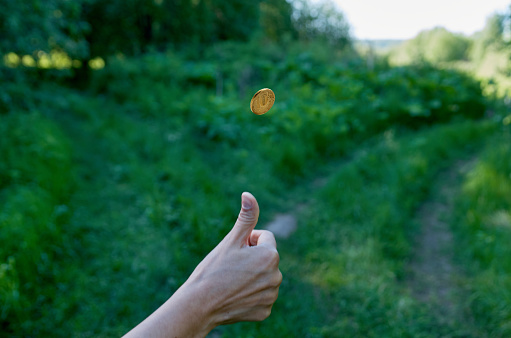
[1, 0, 511, 336]
[387, 8, 511, 96]
[223, 119, 499, 337]
[452, 131, 511, 336]
[389, 27, 471, 64]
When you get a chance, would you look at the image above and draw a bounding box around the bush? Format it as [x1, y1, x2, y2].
[89, 48, 487, 183]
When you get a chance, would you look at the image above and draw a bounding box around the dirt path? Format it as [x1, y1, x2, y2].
[263, 176, 344, 238]
[263, 145, 479, 326]
[263, 149, 369, 239]
[407, 159, 476, 324]
[263, 171, 333, 239]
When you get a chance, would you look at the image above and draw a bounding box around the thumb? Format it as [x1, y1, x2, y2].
[230, 192, 260, 245]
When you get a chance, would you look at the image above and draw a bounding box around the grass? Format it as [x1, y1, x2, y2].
[451, 127, 511, 336]
[0, 112, 73, 334]
[222, 120, 496, 337]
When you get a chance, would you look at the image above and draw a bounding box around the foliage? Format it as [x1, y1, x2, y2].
[0, 0, 90, 58]
[0, 27, 503, 336]
[0, 0, 505, 330]
[0, 112, 73, 334]
[452, 129, 511, 336]
[470, 14, 506, 64]
[260, 0, 296, 43]
[90, 45, 486, 137]
[0, 0, 350, 70]
[292, 0, 351, 49]
[389, 27, 471, 65]
[386, 12, 511, 97]
[83, 0, 264, 57]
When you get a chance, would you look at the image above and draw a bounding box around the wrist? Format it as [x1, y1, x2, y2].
[170, 278, 218, 337]
[124, 278, 218, 338]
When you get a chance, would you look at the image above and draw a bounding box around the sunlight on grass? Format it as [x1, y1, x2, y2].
[487, 210, 511, 229]
[21, 55, 35, 67]
[2, 51, 101, 70]
[88, 57, 105, 70]
[3, 53, 20, 67]
[302, 239, 390, 289]
[463, 162, 511, 208]
[452, 134, 511, 335]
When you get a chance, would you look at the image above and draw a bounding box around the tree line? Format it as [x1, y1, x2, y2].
[389, 10, 511, 65]
[0, 0, 351, 66]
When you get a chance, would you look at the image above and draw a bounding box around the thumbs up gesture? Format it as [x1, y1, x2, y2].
[186, 192, 283, 325]
[124, 192, 282, 338]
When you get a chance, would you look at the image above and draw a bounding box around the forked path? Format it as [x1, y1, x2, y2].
[407, 159, 476, 324]
[264, 156, 478, 320]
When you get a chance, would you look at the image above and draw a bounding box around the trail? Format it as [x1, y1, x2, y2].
[264, 152, 479, 326]
[406, 159, 476, 325]
[263, 150, 367, 239]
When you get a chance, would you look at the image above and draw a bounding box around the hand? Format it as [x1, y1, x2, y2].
[186, 191, 283, 325]
[124, 192, 282, 338]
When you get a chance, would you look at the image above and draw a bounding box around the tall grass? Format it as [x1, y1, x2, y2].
[0, 112, 73, 334]
[452, 127, 511, 336]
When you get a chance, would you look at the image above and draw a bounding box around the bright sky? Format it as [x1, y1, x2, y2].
[333, 0, 510, 40]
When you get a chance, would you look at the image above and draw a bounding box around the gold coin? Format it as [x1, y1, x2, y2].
[250, 88, 275, 115]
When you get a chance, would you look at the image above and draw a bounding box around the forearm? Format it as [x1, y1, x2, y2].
[123, 192, 281, 336]
[123, 280, 216, 338]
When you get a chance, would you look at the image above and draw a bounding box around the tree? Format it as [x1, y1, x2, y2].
[259, 0, 296, 42]
[292, 0, 351, 49]
[81, 0, 264, 58]
[395, 27, 470, 64]
[470, 13, 506, 63]
[0, 0, 90, 59]
[425, 27, 470, 62]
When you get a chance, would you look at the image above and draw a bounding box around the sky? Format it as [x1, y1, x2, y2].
[332, 0, 510, 40]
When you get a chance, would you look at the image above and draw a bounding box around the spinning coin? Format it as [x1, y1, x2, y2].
[250, 88, 275, 115]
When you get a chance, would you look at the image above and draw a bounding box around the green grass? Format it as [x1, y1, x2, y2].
[222, 120, 496, 337]
[451, 127, 511, 336]
[0, 112, 73, 334]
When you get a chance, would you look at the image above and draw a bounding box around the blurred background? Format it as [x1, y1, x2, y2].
[1, 0, 511, 336]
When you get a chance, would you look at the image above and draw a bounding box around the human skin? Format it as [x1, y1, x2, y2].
[124, 192, 282, 338]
